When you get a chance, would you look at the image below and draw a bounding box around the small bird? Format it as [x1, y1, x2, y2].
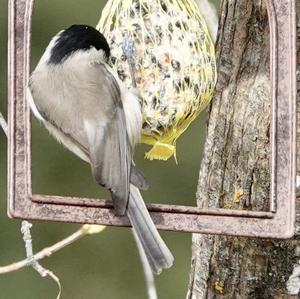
[27, 24, 174, 274]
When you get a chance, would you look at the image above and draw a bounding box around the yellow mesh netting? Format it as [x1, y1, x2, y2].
[97, 0, 217, 161]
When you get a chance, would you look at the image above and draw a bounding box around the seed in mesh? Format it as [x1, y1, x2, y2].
[117, 66, 126, 81]
[171, 59, 181, 71]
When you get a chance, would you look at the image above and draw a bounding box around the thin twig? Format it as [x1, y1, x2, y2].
[0, 224, 105, 274]
[21, 221, 48, 277]
[122, 34, 137, 88]
[0, 111, 8, 137]
[21, 221, 62, 299]
[132, 229, 157, 299]
[196, 0, 218, 42]
[122, 38, 157, 299]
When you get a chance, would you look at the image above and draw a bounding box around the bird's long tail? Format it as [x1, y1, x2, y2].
[126, 185, 174, 274]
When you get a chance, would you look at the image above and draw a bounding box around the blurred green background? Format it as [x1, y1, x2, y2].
[0, 1, 219, 298]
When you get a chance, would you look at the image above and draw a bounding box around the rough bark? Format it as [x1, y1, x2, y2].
[187, 1, 300, 298]
[297, 0, 300, 178]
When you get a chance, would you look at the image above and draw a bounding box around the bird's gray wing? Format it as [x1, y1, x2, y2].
[85, 63, 132, 215]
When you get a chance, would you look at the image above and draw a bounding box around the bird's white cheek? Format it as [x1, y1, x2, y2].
[121, 89, 143, 147]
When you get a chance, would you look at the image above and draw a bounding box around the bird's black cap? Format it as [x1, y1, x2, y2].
[49, 24, 110, 64]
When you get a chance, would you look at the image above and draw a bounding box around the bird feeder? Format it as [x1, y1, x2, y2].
[7, 0, 296, 238]
[97, 0, 217, 161]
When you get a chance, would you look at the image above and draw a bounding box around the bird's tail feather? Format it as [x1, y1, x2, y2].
[127, 185, 174, 274]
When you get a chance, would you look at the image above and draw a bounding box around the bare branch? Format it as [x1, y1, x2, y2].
[0, 224, 105, 274]
[21, 221, 62, 299]
[196, 0, 219, 42]
[21, 221, 48, 277]
[132, 229, 157, 299]
[122, 34, 137, 88]
[0, 111, 8, 137]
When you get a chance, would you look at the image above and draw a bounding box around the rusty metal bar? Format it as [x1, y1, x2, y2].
[7, 0, 296, 239]
[268, 0, 278, 213]
[31, 194, 274, 218]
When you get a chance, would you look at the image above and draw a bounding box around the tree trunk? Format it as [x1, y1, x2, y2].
[187, 0, 300, 298]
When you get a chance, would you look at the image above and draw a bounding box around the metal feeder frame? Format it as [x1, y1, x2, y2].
[7, 0, 297, 238]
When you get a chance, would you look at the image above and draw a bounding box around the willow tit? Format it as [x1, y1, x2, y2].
[28, 24, 174, 274]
